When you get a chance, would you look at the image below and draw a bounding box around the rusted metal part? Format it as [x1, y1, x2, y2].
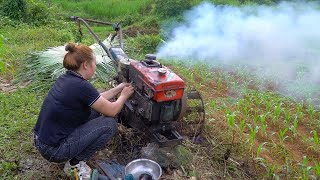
[71, 16, 113, 60]
[185, 90, 206, 138]
[75, 17, 114, 26]
[119, 100, 184, 147]
[70, 16, 124, 50]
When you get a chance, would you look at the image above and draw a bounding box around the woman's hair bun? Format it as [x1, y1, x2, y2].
[65, 42, 77, 52]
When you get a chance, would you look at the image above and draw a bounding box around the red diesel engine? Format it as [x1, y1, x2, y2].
[110, 48, 185, 146]
[129, 57, 185, 121]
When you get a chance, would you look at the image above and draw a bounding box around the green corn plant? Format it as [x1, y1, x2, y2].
[256, 142, 267, 158]
[210, 100, 216, 110]
[226, 111, 236, 133]
[259, 114, 268, 137]
[289, 116, 298, 137]
[254, 93, 263, 106]
[310, 130, 319, 150]
[243, 105, 249, 115]
[307, 104, 316, 120]
[236, 99, 244, 112]
[245, 94, 253, 102]
[299, 156, 313, 179]
[313, 161, 320, 178]
[236, 119, 246, 139]
[272, 169, 281, 180]
[284, 155, 297, 175]
[205, 71, 213, 82]
[273, 96, 280, 104]
[278, 128, 289, 146]
[272, 104, 283, 124]
[265, 100, 274, 112]
[283, 109, 291, 126]
[254, 115, 260, 125]
[296, 103, 304, 119]
[264, 164, 280, 180]
[260, 92, 270, 101]
[297, 111, 304, 121]
[247, 124, 259, 148]
[297, 102, 304, 113]
[254, 157, 267, 169]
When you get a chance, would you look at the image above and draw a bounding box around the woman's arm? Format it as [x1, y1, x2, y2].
[91, 85, 134, 117]
[100, 83, 130, 100]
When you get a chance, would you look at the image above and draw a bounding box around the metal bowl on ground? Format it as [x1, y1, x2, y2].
[125, 159, 162, 180]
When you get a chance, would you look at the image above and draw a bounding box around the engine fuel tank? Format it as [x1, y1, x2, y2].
[129, 60, 185, 102]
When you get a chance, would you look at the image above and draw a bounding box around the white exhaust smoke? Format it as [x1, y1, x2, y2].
[157, 1, 320, 103]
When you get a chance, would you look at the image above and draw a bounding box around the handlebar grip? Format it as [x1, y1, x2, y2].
[70, 16, 78, 21]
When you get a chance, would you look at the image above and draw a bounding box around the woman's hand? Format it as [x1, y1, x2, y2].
[117, 82, 131, 91]
[100, 82, 132, 100]
[92, 85, 134, 117]
[120, 85, 134, 99]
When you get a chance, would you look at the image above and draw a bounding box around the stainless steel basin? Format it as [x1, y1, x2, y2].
[125, 159, 162, 180]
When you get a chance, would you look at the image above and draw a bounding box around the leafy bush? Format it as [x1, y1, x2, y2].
[154, 0, 193, 18]
[0, 15, 19, 27]
[126, 34, 161, 59]
[0, 0, 51, 26]
[25, 0, 52, 26]
[0, 0, 26, 20]
[136, 34, 161, 54]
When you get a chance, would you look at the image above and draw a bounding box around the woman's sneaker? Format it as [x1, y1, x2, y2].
[64, 160, 92, 180]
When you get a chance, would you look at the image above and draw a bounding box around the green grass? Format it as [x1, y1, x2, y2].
[0, 34, 4, 74]
[0, 21, 77, 79]
[51, 0, 152, 20]
[0, 88, 44, 178]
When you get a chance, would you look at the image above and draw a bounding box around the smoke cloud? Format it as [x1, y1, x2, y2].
[157, 1, 320, 103]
